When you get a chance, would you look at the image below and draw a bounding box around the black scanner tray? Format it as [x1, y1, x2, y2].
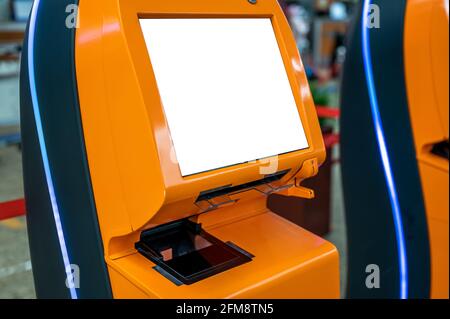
[135, 219, 253, 285]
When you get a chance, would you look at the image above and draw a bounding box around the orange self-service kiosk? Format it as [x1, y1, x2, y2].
[21, 0, 339, 298]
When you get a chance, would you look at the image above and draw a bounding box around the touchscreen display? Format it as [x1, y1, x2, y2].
[139, 18, 309, 176]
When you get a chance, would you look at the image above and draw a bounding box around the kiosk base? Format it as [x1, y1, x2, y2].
[107, 209, 340, 299]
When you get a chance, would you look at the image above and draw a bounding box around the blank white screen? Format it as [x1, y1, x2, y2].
[139, 18, 309, 176]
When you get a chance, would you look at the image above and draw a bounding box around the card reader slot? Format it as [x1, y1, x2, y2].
[431, 140, 449, 160]
[196, 169, 291, 202]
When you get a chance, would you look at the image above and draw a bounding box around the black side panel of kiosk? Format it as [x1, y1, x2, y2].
[20, 0, 112, 298]
[340, 0, 430, 298]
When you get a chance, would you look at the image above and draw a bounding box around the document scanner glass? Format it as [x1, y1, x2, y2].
[135, 219, 253, 285]
[139, 18, 309, 176]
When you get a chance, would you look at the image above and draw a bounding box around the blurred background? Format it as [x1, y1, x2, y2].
[0, 0, 358, 298]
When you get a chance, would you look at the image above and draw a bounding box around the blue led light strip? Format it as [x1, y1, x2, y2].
[27, 0, 78, 299]
[361, 0, 408, 299]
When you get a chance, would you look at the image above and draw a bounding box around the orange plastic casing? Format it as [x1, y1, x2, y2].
[404, 0, 449, 299]
[75, 0, 339, 298]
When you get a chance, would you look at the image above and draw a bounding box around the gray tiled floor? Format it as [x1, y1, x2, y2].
[0, 146, 36, 298]
[327, 154, 348, 296]
[0, 61, 36, 298]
